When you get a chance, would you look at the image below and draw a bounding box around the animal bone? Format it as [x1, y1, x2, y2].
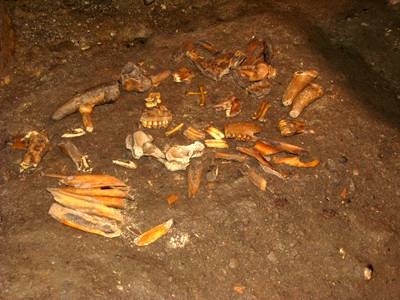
[52, 82, 120, 121]
[252, 100, 271, 122]
[49, 203, 121, 238]
[205, 126, 225, 139]
[214, 96, 241, 117]
[112, 159, 137, 169]
[246, 79, 272, 98]
[150, 70, 171, 87]
[126, 131, 164, 160]
[134, 219, 174, 246]
[244, 167, 267, 191]
[59, 140, 91, 172]
[173, 67, 195, 83]
[224, 122, 262, 141]
[165, 123, 184, 137]
[48, 188, 125, 209]
[140, 105, 172, 128]
[166, 194, 178, 205]
[184, 127, 205, 140]
[120, 62, 152, 92]
[186, 85, 207, 106]
[236, 63, 276, 82]
[52, 187, 128, 199]
[45, 174, 128, 189]
[61, 128, 86, 138]
[243, 37, 273, 65]
[144, 92, 162, 108]
[185, 44, 245, 81]
[49, 189, 123, 221]
[214, 152, 248, 162]
[289, 83, 324, 118]
[282, 70, 319, 106]
[188, 159, 203, 198]
[254, 140, 307, 158]
[206, 163, 219, 183]
[20, 131, 49, 172]
[78, 103, 95, 132]
[163, 142, 205, 171]
[278, 119, 305, 136]
[237, 146, 271, 167]
[204, 139, 229, 149]
[272, 156, 320, 168]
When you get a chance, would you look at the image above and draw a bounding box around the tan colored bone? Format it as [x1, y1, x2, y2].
[48, 203, 121, 238]
[49, 190, 123, 221]
[254, 140, 307, 156]
[173, 67, 194, 83]
[188, 159, 203, 198]
[214, 152, 248, 162]
[112, 159, 137, 169]
[278, 119, 305, 136]
[144, 92, 162, 108]
[252, 101, 271, 122]
[165, 123, 184, 137]
[59, 140, 91, 172]
[204, 139, 229, 149]
[134, 219, 173, 246]
[184, 127, 205, 140]
[79, 103, 95, 132]
[205, 126, 225, 139]
[151, 70, 171, 87]
[52, 82, 120, 120]
[238, 63, 276, 81]
[289, 83, 324, 118]
[224, 122, 262, 141]
[214, 96, 241, 117]
[53, 187, 128, 198]
[45, 174, 128, 189]
[186, 85, 207, 106]
[236, 147, 271, 167]
[120, 62, 152, 92]
[20, 131, 49, 172]
[163, 142, 205, 171]
[272, 156, 320, 168]
[47, 188, 125, 208]
[246, 167, 267, 191]
[282, 70, 319, 106]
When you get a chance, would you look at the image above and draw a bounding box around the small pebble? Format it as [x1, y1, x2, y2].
[364, 265, 373, 280]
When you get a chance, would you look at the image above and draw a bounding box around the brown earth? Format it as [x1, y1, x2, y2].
[1, 0, 400, 299]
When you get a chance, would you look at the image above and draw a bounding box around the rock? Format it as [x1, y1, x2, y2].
[117, 23, 153, 45]
[267, 251, 278, 263]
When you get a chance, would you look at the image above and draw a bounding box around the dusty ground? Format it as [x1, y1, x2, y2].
[1, 0, 400, 299]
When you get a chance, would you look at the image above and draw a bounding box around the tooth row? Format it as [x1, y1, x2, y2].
[141, 120, 169, 128]
[225, 132, 250, 141]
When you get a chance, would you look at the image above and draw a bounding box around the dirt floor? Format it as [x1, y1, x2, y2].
[1, 0, 400, 299]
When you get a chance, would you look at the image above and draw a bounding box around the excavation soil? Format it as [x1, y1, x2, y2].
[1, 0, 400, 299]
